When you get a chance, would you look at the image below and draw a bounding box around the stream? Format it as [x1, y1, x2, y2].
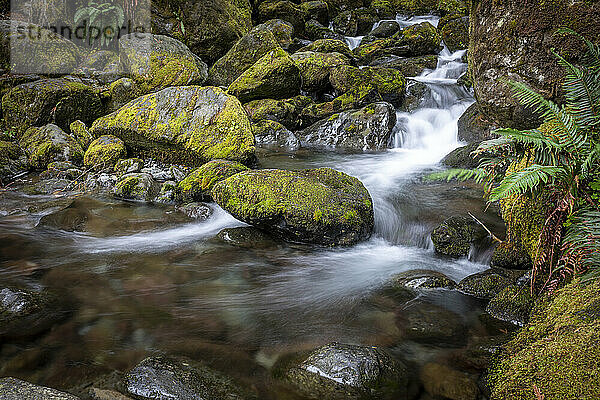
[0, 14, 508, 399]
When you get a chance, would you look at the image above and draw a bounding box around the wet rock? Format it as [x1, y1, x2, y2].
[331, 10, 358, 36]
[124, 355, 250, 400]
[2, 78, 102, 137]
[0, 141, 27, 185]
[0, 286, 70, 339]
[329, 65, 407, 107]
[371, 21, 400, 38]
[228, 47, 302, 103]
[291, 51, 351, 93]
[457, 103, 497, 143]
[119, 33, 208, 94]
[285, 342, 411, 400]
[253, 120, 301, 151]
[39, 162, 83, 181]
[0, 377, 79, 399]
[454, 334, 510, 371]
[300, 1, 329, 26]
[431, 216, 479, 258]
[85, 173, 118, 193]
[441, 142, 482, 169]
[19, 124, 84, 170]
[177, 203, 212, 220]
[396, 302, 466, 346]
[216, 227, 276, 249]
[114, 158, 144, 176]
[212, 168, 374, 246]
[177, 160, 249, 202]
[457, 269, 516, 299]
[390, 269, 456, 290]
[154, 181, 177, 204]
[208, 26, 280, 87]
[113, 173, 160, 202]
[298, 39, 354, 60]
[486, 285, 534, 327]
[256, 19, 295, 50]
[490, 242, 532, 270]
[297, 102, 396, 151]
[83, 136, 127, 172]
[140, 160, 190, 182]
[90, 86, 256, 166]
[257, 0, 308, 36]
[400, 81, 428, 112]
[69, 120, 94, 150]
[420, 363, 479, 400]
[370, 55, 438, 77]
[305, 19, 345, 41]
[441, 16, 469, 52]
[88, 387, 132, 400]
[244, 96, 314, 130]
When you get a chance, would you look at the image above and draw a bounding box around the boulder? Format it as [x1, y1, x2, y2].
[114, 158, 144, 176]
[441, 16, 469, 52]
[305, 19, 345, 41]
[420, 363, 479, 400]
[300, 1, 329, 26]
[244, 96, 314, 130]
[396, 302, 466, 346]
[329, 65, 407, 107]
[177, 159, 249, 202]
[297, 102, 396, 151]
[151, 0, 253, 65]
[441, 142, 482, 169]
[298, 39, 354, 60]
[19, 124, 84, 170]
[370, 21, 400, 38]
[0, 377, 79, 400]
[393, 0, 468, 14]
[457, 103, 498, 143]
[401, 81, 428, 112]
[331, 10, 358, 36]
[208, 27, 280, 87]
[124, 356, 250, 400]
[257, 1, 308, 35]
[69, 120, 94, 150]
[457, 269, 517, 299]
[369, 55, 438, 77]
[228, 47, 301, 103]
[256, 19, 295, 50]
[486, 285, 534, 327]
[119, 33, 208, 93]
[83, 135, 127, 171]
[2, 78, 102, 136]
[490, 242, 532, 270]
[0, 286, 69, 339]
[291, 51, 351, 93]
[0, 141, 27, 185]
[90, 86, 256, 166]
[430, 216, 479, 258]
[212, 168, 374, 246]
[285, 342, 411, 400]
[390, 269, 456, 290]
[253, 120, 300, 151]
[113, 173, 160, 202]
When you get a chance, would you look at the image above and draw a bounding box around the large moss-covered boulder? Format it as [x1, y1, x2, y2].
[486, 285, 534, 327]
[228, 47, 301, 103]
[257, 1, 308, 36]
[298, 38, 354, 60]
[114, 173, 160, 202]
[83, 135, 127, 171]
[0, 377, 79, 400]
[119, 33, 208, 93]
[441, 16, 469, 52]
[19, 124, 84, 170]
[2, 78, 102, 136]
[208, 27, 280, 87]
[0, 20, 81, 75]
[244, 96, 313, 130]
[370, 54, 438, 77]
[212, 168, 374, 246]
[431, 216, 479, 258]
[489, 280, 600, 399]
[0, 141, 27, 185]
[90, 86, 256, 166]
[151, 0, 253, 65]
[297, 102, 396, 151]
[329, 65, 407, 107]
[291, 51, 351, 93]
[469, 0, 600, 128]
[285, 342, 411, 400]
[177, 159, 249, 202]
[256, 19, 295, 50]
[124, 356, 250, 400]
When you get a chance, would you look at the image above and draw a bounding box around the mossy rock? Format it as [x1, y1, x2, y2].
[0, 377, 78, 400]
[19, 124, 84, 170]
[2, 78, 102, 137]
[489, 280, 600, 399]
[105, 78, 144, 113]
[490, 241, 532, 271]
[397, 22, 442, 56]
[90, 86, 256, 166]
[329, 65, 407, 107]
[457, 269, 517, 299]
[391, 269, 456, 290]
[69, 120, 94, 151]
[113, 173, 160, 202]
[331, 10, 358, 36]
[291, 51, 351, 93]
[257, 0, 308, 35]
[300, 1, 329, 26]
[83, 135, 127, 171]
[208, 27, 280, 87]
[212, 168, 374, 246]
[244, 96, 314, 130]
[177, 159, 249, 202]
[305, 19, 345, 41]
[114, 158, 144, 176]
[441, 16, 469, 52]
[73, 49, 122, 84]
[486, 285, 534, 327]
[120, 33, 208, 94]
[298, 39, 354, 60]
[441, 142, 482, 169]
[253, 119, 300, 151]
[393, 0, 467, 14]
[228, 47, 301, 103]
[430, 216, 479, 258]
[370, 54, 438, 77]
[297, 102, 396, 151]
[285, 342, 411, 400]
[0, 140, 27, 184]
[255, 19, 295, 50]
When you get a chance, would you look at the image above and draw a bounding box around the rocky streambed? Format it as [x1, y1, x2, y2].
[0, 10, 536, 400]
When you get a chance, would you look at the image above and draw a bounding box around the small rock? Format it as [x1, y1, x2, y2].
[396, 302, 466, 346]
[420, 363, 479, 400]
[113, 173, 160, 202]
[457, 269, 517, 299]
[486, 285, 534, 326]
[0, 377, 79, 399]
[390, 269, 456, 290]
[177, 203, 212, 220]
[431, 216, 479, 258]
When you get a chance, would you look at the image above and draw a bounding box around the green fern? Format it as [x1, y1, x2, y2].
[488, 165, 567, 202]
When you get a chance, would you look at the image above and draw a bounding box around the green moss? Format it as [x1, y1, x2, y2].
[298, 39, 355, 60]
[19, 124, 84, 170]
[69, 120, 93, 150]
[489, 280, 600, 400]
[83, 135, 127, 171]
[291, 51, 351, 93]
[177, 159, 249, 202]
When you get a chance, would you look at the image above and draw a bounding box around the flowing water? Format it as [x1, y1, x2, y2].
[0, 15, 507, 398]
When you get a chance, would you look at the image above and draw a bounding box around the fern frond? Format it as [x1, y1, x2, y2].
[555, 28, 600, 72]
[474, 137, 514, 155]
[425, 168, 487, 184]
[489, 165, 568, 202]
[560, 208, 600, 281]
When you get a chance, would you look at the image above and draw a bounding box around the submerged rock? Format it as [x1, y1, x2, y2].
[177, 160, 249, 202]
[216, 227, 276, 249]
[297, 102, 396, 151]
[285, 342, 411, 400]
[420, 363, 479, 400]
[486, 285, 534, 327]
[212, 168, 374, 246]
[177, 203, 213, 220]
[396, 302, 466, 346]
[0, 377, 79, 400]
[458, 268, 523, 300]
[390, 269, 456, 290]
[19, 124, 84, 170]
[90, 86, 256, 166]
[431, 216, 479, 258]
[83, 135, 127, 171]
[113, 173, 160, 202]
[124, 356, 250, 400]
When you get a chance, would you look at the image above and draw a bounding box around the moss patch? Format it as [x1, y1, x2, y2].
[177, 159, 249, 202]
